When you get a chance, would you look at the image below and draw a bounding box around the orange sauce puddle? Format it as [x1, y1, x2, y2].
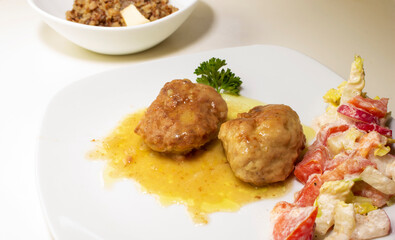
[88, 95, 315, 223]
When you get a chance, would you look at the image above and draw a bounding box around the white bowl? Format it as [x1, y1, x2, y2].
[28, 0, 198, 55]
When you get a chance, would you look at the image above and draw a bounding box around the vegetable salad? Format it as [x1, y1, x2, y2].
[271, 56, 394, 240]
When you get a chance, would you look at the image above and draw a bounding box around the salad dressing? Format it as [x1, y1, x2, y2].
[89, 95, 314, 223]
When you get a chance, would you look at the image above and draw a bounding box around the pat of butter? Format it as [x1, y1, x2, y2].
[121, 4, 150, 26]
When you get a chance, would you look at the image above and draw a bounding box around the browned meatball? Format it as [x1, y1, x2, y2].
[218, 104, 305, 186]
[135, 79, 228, 154]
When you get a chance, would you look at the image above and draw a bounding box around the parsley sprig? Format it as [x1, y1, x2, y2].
[194, 57, 242, 95]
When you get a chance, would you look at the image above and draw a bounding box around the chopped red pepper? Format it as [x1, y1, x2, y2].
[337, 104, 379, 124]
[294, 144, 329, 184]
[271, 202, 317, 240]
[348, 95, 388, 118]
[294, 174, 323, 207]
[355, 122, 392, 138]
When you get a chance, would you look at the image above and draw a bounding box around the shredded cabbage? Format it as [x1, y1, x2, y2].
[315, 180, 354, 235]
[340, 55, 365, 104]
[360, 166, 395, 195]
[374, 145, 391, 157]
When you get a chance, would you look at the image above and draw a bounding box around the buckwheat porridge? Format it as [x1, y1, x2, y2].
[66, 0, 178, 27]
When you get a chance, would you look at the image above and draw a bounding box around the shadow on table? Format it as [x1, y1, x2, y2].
[38, 1, 214, 63]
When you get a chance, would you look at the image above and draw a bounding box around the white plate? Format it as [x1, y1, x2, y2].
[37, 45, 395, 240]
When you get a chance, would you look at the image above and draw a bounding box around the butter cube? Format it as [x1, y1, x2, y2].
[121, 4, 150, 26]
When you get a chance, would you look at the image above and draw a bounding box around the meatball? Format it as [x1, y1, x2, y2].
[135, 79, 228, 154]
[218, 104, 305, 186]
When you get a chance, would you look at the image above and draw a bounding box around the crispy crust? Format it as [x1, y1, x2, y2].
[135, 79, 228, 154]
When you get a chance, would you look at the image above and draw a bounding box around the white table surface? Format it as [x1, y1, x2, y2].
[1, 0, 394, 239]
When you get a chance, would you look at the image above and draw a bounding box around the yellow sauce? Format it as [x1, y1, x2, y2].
[89, 95, 315, 223]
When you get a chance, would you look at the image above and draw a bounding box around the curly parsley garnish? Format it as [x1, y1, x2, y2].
[194, 57, 242, 95]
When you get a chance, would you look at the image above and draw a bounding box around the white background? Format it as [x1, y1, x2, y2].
[1, 0, 394, 239]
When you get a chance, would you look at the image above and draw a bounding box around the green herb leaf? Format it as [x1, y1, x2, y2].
[194, 57, 242, 95]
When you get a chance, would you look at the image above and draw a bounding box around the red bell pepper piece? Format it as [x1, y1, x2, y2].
[294, 144, 329, 184]
[321, 156, 375, 182]
[348, 95, 388, 118]
[315, 124, 350, 145]
[337, 104, 379, 124]
[271, 202, 318, 240]
[294, 174, 323, 207]
[355, 122, 392, 138]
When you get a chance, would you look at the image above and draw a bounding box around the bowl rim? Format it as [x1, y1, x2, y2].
[27, 0, 198, 31]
